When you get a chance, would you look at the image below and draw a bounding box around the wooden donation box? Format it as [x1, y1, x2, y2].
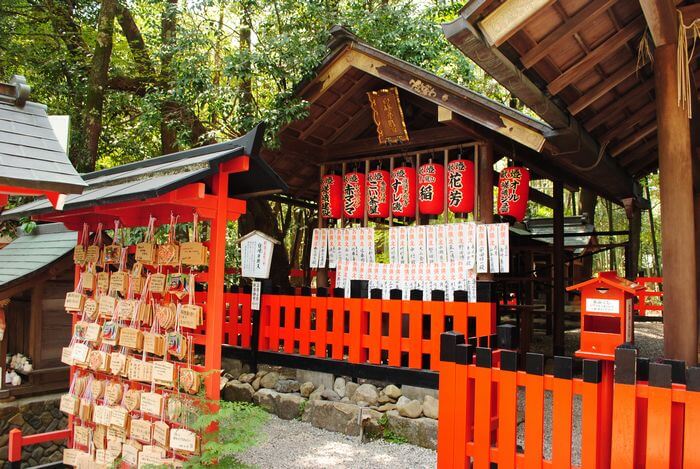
[567, 271, 645, 360]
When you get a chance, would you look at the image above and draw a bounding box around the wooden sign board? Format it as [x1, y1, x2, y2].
[367, 87, 409, 145]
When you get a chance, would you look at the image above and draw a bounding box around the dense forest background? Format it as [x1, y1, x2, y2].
[0, 0, 661, 280]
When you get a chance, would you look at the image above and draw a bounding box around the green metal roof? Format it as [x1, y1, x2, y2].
[0, 223, 76, 291]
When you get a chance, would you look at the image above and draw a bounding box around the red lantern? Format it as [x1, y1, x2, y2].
[343, 172, 365, 219]
[366, 169, 391, 218]
[391, 166, 416, 218]
[418, 162, 444, 215]
[320, 174, 342, 219]
[497, 166, 530, 222]
[447, 159, 475, 214]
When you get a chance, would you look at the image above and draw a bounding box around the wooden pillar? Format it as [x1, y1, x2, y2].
[478, 142, 494, 223]
[579, 189, 597, 278]
[625, 205, 641, 280]
[553, 180, 565, 356]
[655, 43, 698, 364]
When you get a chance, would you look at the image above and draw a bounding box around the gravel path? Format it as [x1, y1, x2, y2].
[239, 414, 436, 469]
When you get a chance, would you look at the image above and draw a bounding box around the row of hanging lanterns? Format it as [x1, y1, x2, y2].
[320, 161, 530, 222]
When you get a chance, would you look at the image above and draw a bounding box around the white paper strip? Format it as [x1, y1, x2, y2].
[467, 268, 477, 303]
[436, 224, 448, 263]
[465, 222, 476, 267]
[328, 229, 339, 268]
[416, 226, 427, 264]
[476, 224, 489, 273]
[487, 224, 500, 274]
[309, 229, 320, 269]
[318, 228, 328, 268]
[498, 223, 510, 273]
[425, 225, 437, 265]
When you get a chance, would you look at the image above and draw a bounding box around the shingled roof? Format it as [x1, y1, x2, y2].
[0, 223, 76, 293]
[1, 123, 287, 220]
[0, 75, 86, 195]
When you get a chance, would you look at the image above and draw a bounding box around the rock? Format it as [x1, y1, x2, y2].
[253, 389, 279, 413]
[321, 389, 341, 401]
[376, 403, 397, 412]
[423, 396, 439, 419]
[397, 399, 423, 418]
[383, 384, 402, 399]
[300, 382, 315, 398]
[401, 384, 438, 402]
[396, 396, 410, 406]
[275, 379, 301, 393]
[239, 373, 256, 384]
[221, 357, 248, 377]
[277, 394, 306, 420]
[356, 401, 369, 407]
[296, 369, 335, 390]
[308, 385, 325, 401]
[333, 377, 346, 398]
[341, 397, 350, 402]
[378, 394, 394, 404]
[260, 372, 279, 389]
[302, 400, 361, 436]
[255, 370, 269, 380]
[352, 384, 379, 406]
[345, 382, 358, 401]
[222, 382, 255, 403]
[385, 410, 438, 449]
[252, 377, 261, 391]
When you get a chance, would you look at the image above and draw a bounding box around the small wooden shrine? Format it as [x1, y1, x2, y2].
[0, 223, 76, 398]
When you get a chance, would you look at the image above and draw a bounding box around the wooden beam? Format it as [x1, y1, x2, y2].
[610, 121, 657, 156]
[583, 80, 655, 131]
[628, 148, 659, 175]
[553, 180, 565, 356]
[459, 0, 496, 21]
[618, 138, 658, 166]
[438, 106, 491, 141]
[478, 0, 556, 46]
[327, 126, 466, 159]
[679, 4, 700, 23]
[569, 59, 647, 115]
[547, 17, 645, 95]
[298, 75, 374, 141]
[639, 0, 678, 46]
[329, 106, 373, 144]
[521, 0, 617, 68]
[600, 102, 657, 143]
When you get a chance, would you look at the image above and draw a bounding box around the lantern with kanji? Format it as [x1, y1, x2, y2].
[366, 169, 391, 218]
[343, 171, 365, 219]
[418, 162, 444, 215]
[447, 159, 475, 214]
[320, 174, 342, 219]
[497, 166, 530, 222]
[391, 165, 416, 218]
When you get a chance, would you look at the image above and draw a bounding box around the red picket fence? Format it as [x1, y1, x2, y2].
[211, 289, 495, 371]
[257, 290, 496, 371]
[635, 276, 663, 317]
[438, 330, 700, 469]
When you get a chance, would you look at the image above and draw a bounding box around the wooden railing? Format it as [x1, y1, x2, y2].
[438, 328, 700, 468]
[8, 428, 71, 469]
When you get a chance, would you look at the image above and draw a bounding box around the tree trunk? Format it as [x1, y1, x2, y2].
[160, 0, 179, 155]
[579, 189, 597, 278]
[83, 0, 117, 171]
[606, 200, 616, 271]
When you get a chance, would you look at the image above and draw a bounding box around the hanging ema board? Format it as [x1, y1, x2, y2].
[237, 230, 280, 279]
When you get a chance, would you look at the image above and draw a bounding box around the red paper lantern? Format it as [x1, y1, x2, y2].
[366, 169, 391, 218]
[391, 166, 416, 218]
[497, 166, 530, 222]
[343, 172, 365, 219]
[320, 174, 342, 219]
[447, 159, 475, 214]
[418, 162, 444, 215]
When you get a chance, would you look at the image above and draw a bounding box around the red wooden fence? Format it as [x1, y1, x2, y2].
[438, 330, 700, 469]
[634, 276, 663, 317]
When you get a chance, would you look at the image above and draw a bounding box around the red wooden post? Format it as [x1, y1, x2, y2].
[497, 351, 519, 469]
[386, 293, 403, 366]
[313, 293, 328, 358]
[645, 363, 673, 468]
[8, 428, 22, 465]
[523, 353, 545, 468]
[366, 292, 382, 364]
[346, 295, 363, 363]
[406, 292, 423, 369]
[437, 332, 463, 469]
[610, 348, 638, 469]
[684, 368, 700, 468]
[581, 360, 603, 469]
[296, 290, 312, 356]
[473, 347, 493, 469]
[327, 292, 344, 360]
[551, 357, 574, 468]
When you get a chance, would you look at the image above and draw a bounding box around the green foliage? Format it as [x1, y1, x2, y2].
[186, 400, 268, 468]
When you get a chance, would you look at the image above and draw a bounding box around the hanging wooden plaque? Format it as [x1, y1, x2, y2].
[367, 87, 409, 144]
[152, 421, 170, 447]
[180, 242, 208, 266]
[97, 272, 110, 292]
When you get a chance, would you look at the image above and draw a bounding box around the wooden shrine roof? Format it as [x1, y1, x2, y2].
[263, 26, 594, 201]
[0, 223, 76, 294]
[444, 0, 700, 199]
[1, 124, 287, 220]
[0, 75, 86, 195]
